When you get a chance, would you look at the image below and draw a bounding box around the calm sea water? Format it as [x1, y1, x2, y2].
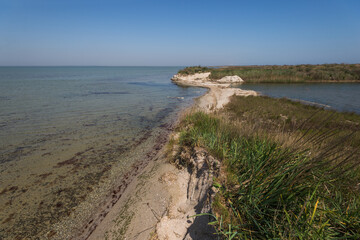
[239, 83, 360, 114]
[0, 67, 205, 239]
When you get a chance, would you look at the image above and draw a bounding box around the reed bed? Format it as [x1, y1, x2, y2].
[177, 64, 360, 83]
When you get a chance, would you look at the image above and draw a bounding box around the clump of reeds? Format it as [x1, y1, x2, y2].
[177, 96, 360, 239]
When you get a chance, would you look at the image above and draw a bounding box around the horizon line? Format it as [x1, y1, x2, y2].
[0, 62, 359, 68]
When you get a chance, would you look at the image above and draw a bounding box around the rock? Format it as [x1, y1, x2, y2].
[217, 75, 244, 83]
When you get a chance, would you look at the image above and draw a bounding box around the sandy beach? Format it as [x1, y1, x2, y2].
[84, 73, 257, 239]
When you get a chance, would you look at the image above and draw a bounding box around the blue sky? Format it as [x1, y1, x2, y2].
[0, 0, 359, 66]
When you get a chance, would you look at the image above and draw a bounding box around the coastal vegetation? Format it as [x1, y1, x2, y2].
[177, 66, 212, 75]
[177, 64, 360, 83]
[174, 96, 360, 239]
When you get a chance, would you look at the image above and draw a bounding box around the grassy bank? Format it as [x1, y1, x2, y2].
[177, 66, 212, 75]
[178, 64, 360, 83]
[174, 96, 360, 239]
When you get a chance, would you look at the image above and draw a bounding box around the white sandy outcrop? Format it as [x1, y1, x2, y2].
[172, 73, 244, 84]
[172, 72, 257, 112]
[171, 72, 211, 82]
[217, 75, 244, 83]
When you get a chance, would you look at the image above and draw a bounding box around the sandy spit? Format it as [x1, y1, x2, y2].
[84, 73, 257, 240]
[171, 72, 257, 112]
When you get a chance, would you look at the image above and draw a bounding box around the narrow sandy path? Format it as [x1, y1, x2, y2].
[195, 86, 257, 112]
[171, 72, 257, 112]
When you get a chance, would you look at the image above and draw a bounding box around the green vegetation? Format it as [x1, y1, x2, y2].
[175, 96, 360, 239]
[177, 66, 211, 75]
[226, 96, 360, 148]
[177, 64, 360, 83]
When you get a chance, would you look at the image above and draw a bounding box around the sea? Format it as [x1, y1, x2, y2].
[0, 66, 206, 239]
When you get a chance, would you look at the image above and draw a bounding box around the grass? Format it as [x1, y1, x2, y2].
[177, 66, 212, 75]
[177, 64, 360, 83]
[174, 96, 360, 239]
[226, 96, 360, 149]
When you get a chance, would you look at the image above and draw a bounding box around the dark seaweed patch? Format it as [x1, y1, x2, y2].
[55, 157, 78, 168]
[8, 186, 18, 192]
[2, 213, 15, 224]
[47, 230, 57, 238]
[55, 202, 63, 208]
[83, 123, 96, 127]
[0, 96, 10, 101]
[38, 172, 53, 179]
[90, 91, 130, 95]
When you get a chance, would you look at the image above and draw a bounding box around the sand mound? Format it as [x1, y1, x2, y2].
[217, 75, 244, 83]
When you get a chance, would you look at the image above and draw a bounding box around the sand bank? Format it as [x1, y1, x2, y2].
[172, 72, 257, 112]
[85, 73, 257, 240]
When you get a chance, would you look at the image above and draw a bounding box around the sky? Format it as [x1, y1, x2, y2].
[0, 0, 359, 66]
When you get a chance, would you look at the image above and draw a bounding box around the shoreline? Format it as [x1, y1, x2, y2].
[77, 127, 173, 239]
[46, 121, 175, 240]
[85, 73, 257, 239]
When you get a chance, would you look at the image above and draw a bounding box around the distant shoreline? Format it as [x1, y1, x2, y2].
[177, 64, 360, 83]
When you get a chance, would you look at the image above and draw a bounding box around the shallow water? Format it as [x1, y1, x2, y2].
[0, 67, 205, 239]
[238, 83, 360, 114]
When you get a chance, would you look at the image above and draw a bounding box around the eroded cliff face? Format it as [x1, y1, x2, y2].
[155, 146, 220, 240]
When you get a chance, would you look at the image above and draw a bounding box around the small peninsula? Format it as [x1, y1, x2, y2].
[167, 65, 360, 239]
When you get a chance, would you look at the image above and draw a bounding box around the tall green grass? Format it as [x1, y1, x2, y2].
[176, 98, 360, 239]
